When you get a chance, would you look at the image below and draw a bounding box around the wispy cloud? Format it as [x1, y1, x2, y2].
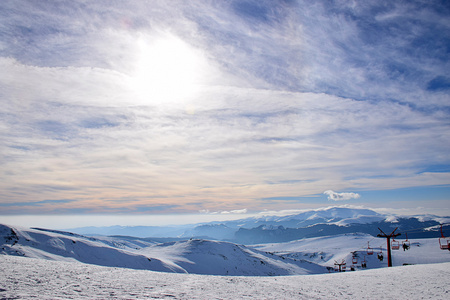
[0, 0, 449, 216]
[199, 209, 248, 215]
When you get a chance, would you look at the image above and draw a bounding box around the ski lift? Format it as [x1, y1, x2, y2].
[439, 224, 450, 251]
[391, 239, 400, 250]
[402, 233, 410, 251]
[366, 242, 374, 255]
[352, 256, 358, 264]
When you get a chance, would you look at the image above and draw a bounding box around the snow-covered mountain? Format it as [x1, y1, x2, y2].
[237, 207, 386, 228]
[188, 207, 449, 243]
[66, 207, 450, 243]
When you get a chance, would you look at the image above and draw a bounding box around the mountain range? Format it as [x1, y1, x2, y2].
[66, 207, 450, 244]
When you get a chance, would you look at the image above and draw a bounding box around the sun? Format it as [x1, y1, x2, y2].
[129, 33, 207, 106]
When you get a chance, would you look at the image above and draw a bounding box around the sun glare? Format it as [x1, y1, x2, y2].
[129, 33, 206, 106]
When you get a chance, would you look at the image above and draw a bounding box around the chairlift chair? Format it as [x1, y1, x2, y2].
[439, 225, 450, 251]
[366, 242, 374, 255]
[352, 256, 358, 264]
[439, 238, 450, 250]
[361, 256, 367, 268]
[391, 239, 400, 250]
[377, 246, 384, 261]
[402, 233, 410, 250]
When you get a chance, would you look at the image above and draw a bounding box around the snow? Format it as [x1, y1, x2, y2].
[253, 233, 450, 269]
[1, 224, 326, 276]
[333, 215, 385, 226]
[2, 223, 450, 298]
[385, 215, 399, 223]
[0, 256, 449, 299]
[139, 239, 323, 276]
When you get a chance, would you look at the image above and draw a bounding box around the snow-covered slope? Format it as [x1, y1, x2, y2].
[0, 224, 325, 276]
[0, 224, 172, 272]
[253, 233, 450, 270]
[139, 238, 325, 275]
[1, 255, 448, 299]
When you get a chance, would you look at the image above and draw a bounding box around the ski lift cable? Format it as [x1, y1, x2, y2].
[352, 222, 450, 255]
[354, 237, 376, 251]
[354, 236, 378, 253]
[391, 222, 450, 234]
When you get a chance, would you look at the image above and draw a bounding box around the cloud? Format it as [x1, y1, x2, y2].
[324, 190, 361, 201]
[221, 209, 248, 214]
[199, 209, 248, 215]
[0, 1, 449, 216]
[0, 199, 75, 207]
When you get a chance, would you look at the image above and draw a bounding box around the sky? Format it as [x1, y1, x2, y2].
[1, 0, 450, 227]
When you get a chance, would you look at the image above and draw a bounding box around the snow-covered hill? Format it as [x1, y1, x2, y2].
[0, 224, 172, 272]
[1, 255, 448, 299]
[0, 224, 325, 276]
[139, 238, 325, 275]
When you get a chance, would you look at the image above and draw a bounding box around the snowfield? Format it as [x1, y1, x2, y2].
[0, 224, 325, 276]
[1, 256, 449, 299]
[2, 222, 450, 298]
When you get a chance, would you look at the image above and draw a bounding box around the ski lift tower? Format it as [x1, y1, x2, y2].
[334, 259, 346, 272]
[377, 227, 401, 267]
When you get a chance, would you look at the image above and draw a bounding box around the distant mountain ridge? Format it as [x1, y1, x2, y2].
[234, 218, 448, 244]
[65, 207, 450, 244]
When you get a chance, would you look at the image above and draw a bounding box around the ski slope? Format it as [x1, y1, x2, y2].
[253, 233, 450, 270]
[0, 256, 448, 299]
[0, 224, 325, 276]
